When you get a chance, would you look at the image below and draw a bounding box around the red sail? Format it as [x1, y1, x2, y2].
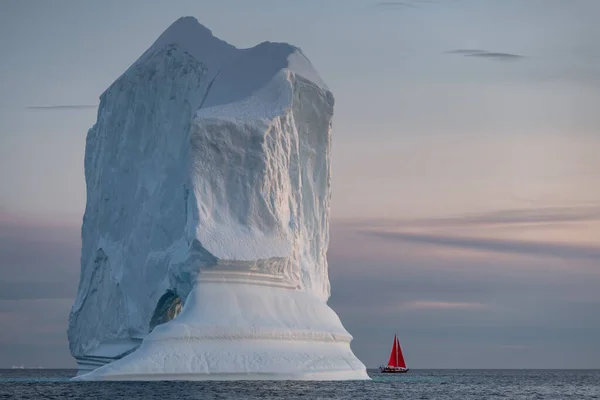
[396, 337, 407, 368]
[387, 335, 398, 367]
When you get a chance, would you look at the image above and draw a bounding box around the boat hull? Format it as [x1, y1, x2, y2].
[379, 366, 409, 373]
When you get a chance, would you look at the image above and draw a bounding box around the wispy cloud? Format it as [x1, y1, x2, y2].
[343, 205, 600, 229]
[447, 49, 487, 54]
[373, 1, 419, 8]
[447, 49, 525, 61]
[26, 105, 98, 110]
[363, 230, 600, 261]
[403, 300, 488, 310]
[453, 206, 600, 225]
[467, 52, 524, 60]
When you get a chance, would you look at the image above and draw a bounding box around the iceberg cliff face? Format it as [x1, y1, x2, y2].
[68, 17, 367, 380]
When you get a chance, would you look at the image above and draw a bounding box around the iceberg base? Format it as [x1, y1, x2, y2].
[73, 269, 369, 381]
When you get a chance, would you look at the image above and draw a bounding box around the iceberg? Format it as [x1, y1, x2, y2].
[68, 16, 368, 381]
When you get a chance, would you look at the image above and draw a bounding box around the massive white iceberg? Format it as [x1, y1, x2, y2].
[68, 16, 368, 380]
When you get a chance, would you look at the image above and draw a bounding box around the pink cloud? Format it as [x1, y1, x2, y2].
[0, 209, 80, 229]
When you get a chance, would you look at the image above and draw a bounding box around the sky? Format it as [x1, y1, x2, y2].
[0, 0, 599, 369]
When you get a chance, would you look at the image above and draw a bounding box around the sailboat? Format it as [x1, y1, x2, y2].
[379, 334, 409, 373]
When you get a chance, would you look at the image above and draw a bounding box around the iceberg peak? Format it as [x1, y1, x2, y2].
[161, 16, 215, 39]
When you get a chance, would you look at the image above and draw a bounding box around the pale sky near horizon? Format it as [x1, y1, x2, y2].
[0, 0, 599, 368]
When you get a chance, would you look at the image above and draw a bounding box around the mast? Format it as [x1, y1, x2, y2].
[387, 334, 398, 367]
[395, 334, 398, 367]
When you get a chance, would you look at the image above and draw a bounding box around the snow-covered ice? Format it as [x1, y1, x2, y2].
[68, 16, 368, 381]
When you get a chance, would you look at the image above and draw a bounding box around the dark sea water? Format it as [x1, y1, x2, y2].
[1, 369, 599, 399]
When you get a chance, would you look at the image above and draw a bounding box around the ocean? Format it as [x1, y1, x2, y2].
[1, 369, 599, 399]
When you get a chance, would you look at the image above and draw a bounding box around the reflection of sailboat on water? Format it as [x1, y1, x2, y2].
[379, 334, 409, 373]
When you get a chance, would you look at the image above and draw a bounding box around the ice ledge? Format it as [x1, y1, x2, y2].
[197, 268, 299, 289]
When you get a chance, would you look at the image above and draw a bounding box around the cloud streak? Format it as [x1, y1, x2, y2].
[447, 49, 524, 61]
[453, 206, 600, 225]
[373, 1, 419, 8]
[343, 205, 600, 228]
[363, 230, 600, 261]
[26, 105, 98, 110]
